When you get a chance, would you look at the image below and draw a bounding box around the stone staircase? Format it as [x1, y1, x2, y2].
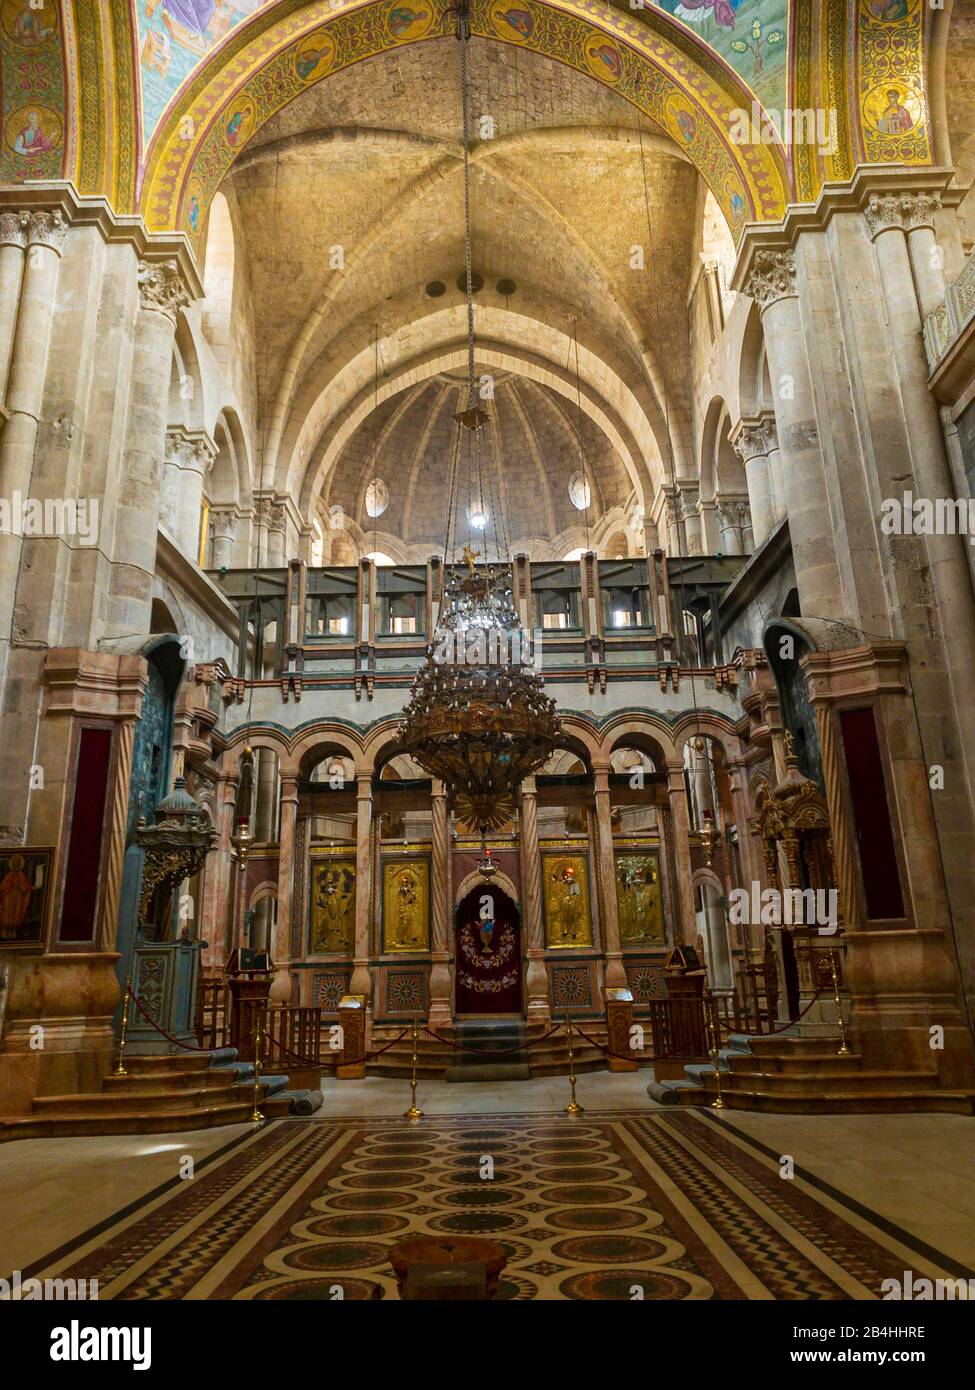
[648, 1031, 975, 1115]
[368, 1017, 614, 1080]
[0, 1047, 322, 1142]
[444, 1021, 531, 1082]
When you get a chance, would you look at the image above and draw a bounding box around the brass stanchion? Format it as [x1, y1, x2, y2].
[114, 978, 132, 1077]
[404, 1017, 423, 1119]
[564, 1016, 584, 1116]
[251, 1009, 265, 1125]
[706, 991, 726, 1110]
[829, 950, 851, 1056]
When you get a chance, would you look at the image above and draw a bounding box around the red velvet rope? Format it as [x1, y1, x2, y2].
[125, 985, 212, 1052]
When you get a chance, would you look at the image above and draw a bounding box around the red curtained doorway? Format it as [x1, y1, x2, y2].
[454, 884, 523, 1015]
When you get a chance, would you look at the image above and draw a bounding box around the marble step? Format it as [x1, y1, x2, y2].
[716, 1068, 939, 1094]
[0, 1099, 259, 1142]
[672, 1083, 975, 1115]
[725, 1051, 865, 1074]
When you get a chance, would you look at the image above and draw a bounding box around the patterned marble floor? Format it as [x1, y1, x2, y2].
[20, 1109, 971, 1301]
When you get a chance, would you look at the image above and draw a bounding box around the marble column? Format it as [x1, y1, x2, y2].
[271, 776, 298, 1004]
[0, 210, 29, 403]
[428, 779, 453, 1028]
[744, 251, 845, 617]
[732, 420, 774, 546]
[350, 773, 374, 1001]
[0, 210, 67, 687]
[665, 758, 698, 946]
[254, 747, 276, 842]
[519, 776, 550, 1020]
[210, 508, 238, 570]
[592, 768, 627, 991]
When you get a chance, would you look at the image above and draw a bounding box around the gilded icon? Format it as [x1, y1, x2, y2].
[615, 850, 665, 945]
[863, 82, 922, 137]
[2, 0, 58, 47]
[542, 852, 593, 947]
[382, 859, 430, 952]
[295, 29, 336, 83]
[0, 848, 52, 947]
[309, 859, 356, 953]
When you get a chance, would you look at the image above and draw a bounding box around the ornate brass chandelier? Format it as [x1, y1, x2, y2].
[399, 1, 559, 836]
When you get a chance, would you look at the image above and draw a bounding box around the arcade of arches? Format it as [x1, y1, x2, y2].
[1, 0, 975, 1313]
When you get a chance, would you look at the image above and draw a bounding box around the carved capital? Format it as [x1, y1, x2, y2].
[744, 249, 797, 311]
[138, 258, 190, 321]
[184, 438, 216, 476]
[762, 416, 779, 453]
[209, 507, 239, 541]
[733, 421, 768, 463]
[27, 209, 68, 253]
[864, 191, 942, 239]
[0, 211, 30, 250]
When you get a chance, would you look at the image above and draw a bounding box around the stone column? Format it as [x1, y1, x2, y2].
[108, 260, 190, 639]
[201, 771, 238, 968]
[267, 503, 287, 566]
[0, 210, 67, 684]
[736, 500, 754, 554]
[254, 747, 276, 842]
[519, 776, 550, 1020]
[176, 436, 216, 559]
[159, 431, 185, 538]
[592, 768, 627, 991]
[271, 775, 298, 1004]
[763, 417, 786, 524]
[0, 210, 29, 402]
[715, 502, 743, 556]
[662, 497, 681, 557]
[679, 490, 704, 556]
[350, 773, 374, 1001]
[210, 508, 238, 569]
[732, 420, 774, 546]
[743, 251, 845, 616]
[428, 779, 453, 1028]
[665, 758, 698, 946]
[726, 760, 763, 956]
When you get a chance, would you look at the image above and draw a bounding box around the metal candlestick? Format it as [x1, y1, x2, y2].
[564, 1016, 584, 1116]
[404, 1017, 423, 1119]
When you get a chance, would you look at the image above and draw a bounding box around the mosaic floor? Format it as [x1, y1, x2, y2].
[25, 1111, 969, 1300]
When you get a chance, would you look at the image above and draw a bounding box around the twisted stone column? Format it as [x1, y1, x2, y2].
[519, 776, 550, 1019]
[428, 779, 453, 1027]
[592, 768, 627, 991]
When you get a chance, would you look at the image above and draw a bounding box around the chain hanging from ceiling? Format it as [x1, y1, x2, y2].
[399, 0, 560, 839]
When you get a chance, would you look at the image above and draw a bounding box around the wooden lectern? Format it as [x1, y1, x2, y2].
[226, 948, 273, 1063]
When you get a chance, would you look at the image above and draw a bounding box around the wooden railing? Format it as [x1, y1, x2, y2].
[195, 979, 229, 1051]
[644, 997, 711, 1059]
[263, 1006, 336, 1068]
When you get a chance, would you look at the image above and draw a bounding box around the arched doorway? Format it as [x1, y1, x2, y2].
[454, 884, 522, 1016]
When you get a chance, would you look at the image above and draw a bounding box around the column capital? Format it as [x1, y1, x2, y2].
[0, 210, 30, 249]
[731, 418, 769, 463]
[863, 191, 941, 240]
[27, 209, 68, 254]
[743, 249, 797, 311]
[138, 257, 191, 322]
